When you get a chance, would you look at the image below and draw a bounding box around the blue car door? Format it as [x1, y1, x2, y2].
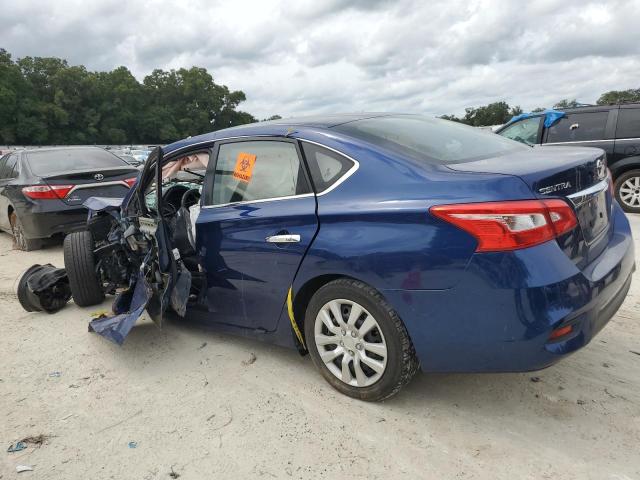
[196, 138, 318, 331]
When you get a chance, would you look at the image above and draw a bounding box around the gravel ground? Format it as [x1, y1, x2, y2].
[1, 218, 639, 479]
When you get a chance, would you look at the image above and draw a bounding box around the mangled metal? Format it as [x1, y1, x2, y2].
[88, 271, 153, 345]
[17, 264, 71, 313]
[17, 147, 201, 344]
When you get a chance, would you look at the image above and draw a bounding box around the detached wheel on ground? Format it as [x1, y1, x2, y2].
[63, 231, 104, 307]
[614, 169, 640, 213]
[9, 212, 41, 251]
[304, 278, 419, 401]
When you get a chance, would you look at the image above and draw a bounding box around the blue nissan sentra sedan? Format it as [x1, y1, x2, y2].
[63, 113, 635, 401]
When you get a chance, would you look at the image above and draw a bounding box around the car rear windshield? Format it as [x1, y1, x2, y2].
[26, 149, 127, 175]
[333, 115, 528, 164]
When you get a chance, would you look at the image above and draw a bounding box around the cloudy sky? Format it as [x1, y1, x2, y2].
[2, 0, 639, 118]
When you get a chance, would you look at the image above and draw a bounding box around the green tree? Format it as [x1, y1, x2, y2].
[597, 89, 640, 105]
[0, 50, 257, 145]
[463, 102, 520, 126]
[0, 49, 27, 143]
[553, 99, 580, 109]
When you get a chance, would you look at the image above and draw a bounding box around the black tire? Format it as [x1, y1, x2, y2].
[63, 231, 104, 307]
[614, 169, 640, 213]
[9, 212, 41, 251]
[304, 279, 419, 401]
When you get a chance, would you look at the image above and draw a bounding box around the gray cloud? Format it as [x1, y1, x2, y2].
[1, 0, 639, 118]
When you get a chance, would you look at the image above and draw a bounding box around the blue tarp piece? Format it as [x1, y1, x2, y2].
[506, 109, 567, 128]
[88, 271, 152, 345]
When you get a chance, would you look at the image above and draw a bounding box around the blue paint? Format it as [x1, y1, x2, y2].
[147, 114, 634, 372]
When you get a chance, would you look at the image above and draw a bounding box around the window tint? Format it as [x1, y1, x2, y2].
[616, 108, 640, 139]
[498, 117, 540, 145]
[544, 112, 608, 143]
[302, 143, 354, 192]
[26, 148, 127, 175]
[211, 141, 310, 205]
[333, 115, 527, 164]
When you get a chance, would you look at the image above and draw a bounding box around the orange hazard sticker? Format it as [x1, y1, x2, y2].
[232, 152, 257, 183]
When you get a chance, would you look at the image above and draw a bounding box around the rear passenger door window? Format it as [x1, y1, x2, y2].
[210, 141, 311, 205]
[544, 112, 609, 143]
[616, 108, 640, 139]
[301, 142, 355, 193]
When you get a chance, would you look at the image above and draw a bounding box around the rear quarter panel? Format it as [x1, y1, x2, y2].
[291, 132, 537, 294]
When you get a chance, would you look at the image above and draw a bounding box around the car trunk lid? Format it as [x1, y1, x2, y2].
[446, 146, 612, 267]
[43, 166, 137, 206]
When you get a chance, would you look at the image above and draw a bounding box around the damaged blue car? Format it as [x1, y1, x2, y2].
[63, 114, 635, 401]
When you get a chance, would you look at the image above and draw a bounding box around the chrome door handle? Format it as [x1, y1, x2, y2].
[265, 234, 301, 243]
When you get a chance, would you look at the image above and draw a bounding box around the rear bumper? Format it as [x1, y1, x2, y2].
[17, 203, 88, 239]
[384, 203, 635, 372]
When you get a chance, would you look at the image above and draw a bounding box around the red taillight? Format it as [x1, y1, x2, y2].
[22, 184, 74, 200]
[124, 177, 137, 187]
[430, 199, 578, 252]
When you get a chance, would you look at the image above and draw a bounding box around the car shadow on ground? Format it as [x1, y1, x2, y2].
[96, 307, 571, 411]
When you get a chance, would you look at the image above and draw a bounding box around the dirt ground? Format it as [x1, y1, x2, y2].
[1, 218, 640, 480]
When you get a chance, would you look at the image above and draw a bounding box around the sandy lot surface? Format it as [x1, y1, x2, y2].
[1, 218, 640, 480]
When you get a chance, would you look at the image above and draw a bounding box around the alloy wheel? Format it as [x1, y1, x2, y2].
[314, 299, 388, 387]
[618, 176, 640, 208]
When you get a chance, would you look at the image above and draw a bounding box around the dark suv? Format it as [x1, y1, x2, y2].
[496, 104, 640, 212]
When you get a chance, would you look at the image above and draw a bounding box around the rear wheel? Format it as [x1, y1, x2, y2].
[9, 212, 41, 251]
[614, 169, 640, 213]
[63, 231, 105, 307]
[304, 279, 419, 401]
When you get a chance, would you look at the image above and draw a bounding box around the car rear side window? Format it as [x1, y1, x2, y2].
[616, 108, 640, 139]
[333, 115, 527, 164]
[544, 112, 609, 143]
[301, 143, 354, 192]
[210, 141, 311, 205]
[26, 149, 127, 175]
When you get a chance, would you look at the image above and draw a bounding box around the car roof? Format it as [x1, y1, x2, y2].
[19, 146, 108, 155]
[257, 112, 393, 128]
[163, 113, 403, 155]
[559, 102, 640, 114]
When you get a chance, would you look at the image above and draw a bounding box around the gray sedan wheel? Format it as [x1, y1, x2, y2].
[305, 278, 419, 401]
[314, 299, 388, 387]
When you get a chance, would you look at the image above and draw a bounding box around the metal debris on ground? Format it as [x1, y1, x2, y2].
[242, 353, 257, 365]
[16, 465, 34, 473]
[128, 441, 138, 448]
[169, 466, 181, 478]
[530, 376, 541, 382]
[198, 342, 207, 349]
[49, 371, 62, 377]
[17, 264, 71, 313]
[7, 441, 27, 453]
